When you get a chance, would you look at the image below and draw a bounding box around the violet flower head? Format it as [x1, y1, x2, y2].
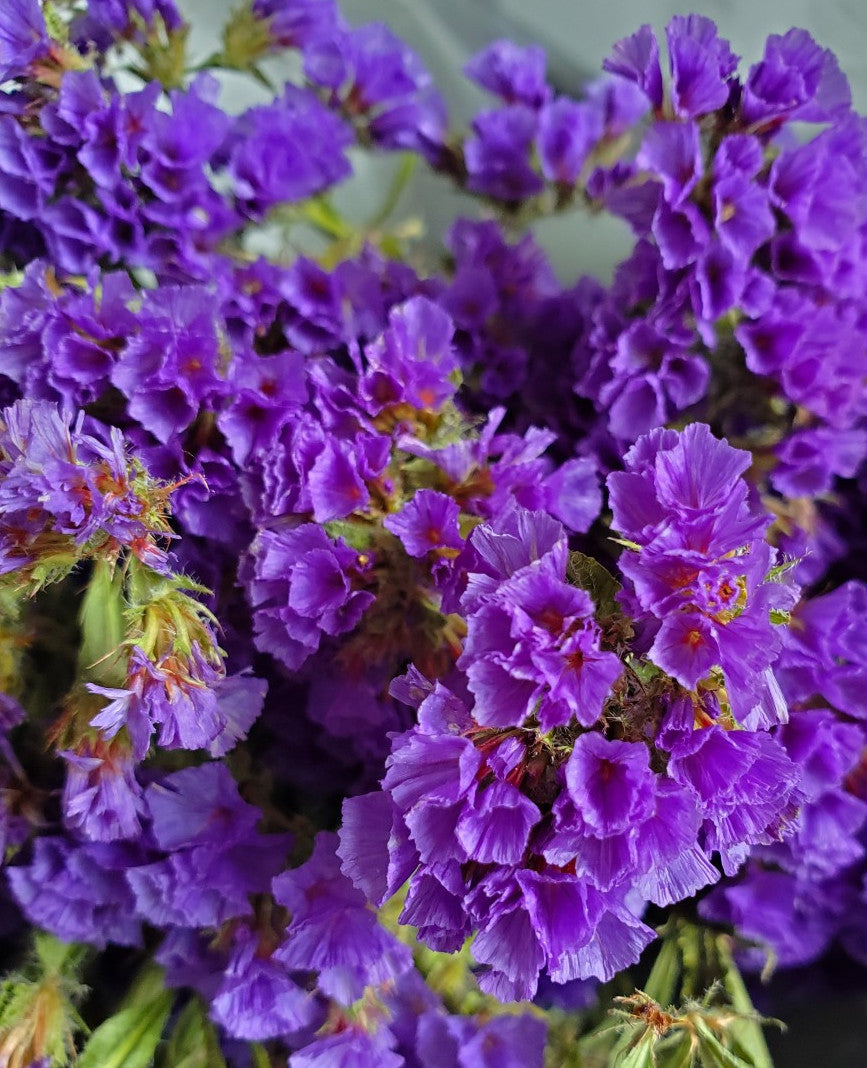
[0, 0, 51, 82]
[246, 524, 374, 671]
[778, 581, 867, 721]
[110, 285, 225, 444]
[603, 24, 663, 109]
[273, 832, 412, 1005]
[145, 762, 260, 852]
[637, 121, 703, 208]
[0, 400, 175, 577]
[383, 489, 463, 559]
[210, 927, 317, 1041]
[465, 106, 544, 201]
[465, 40, 550, 108]
[251, 0, 341, 49]
[665, 15, 738, 117]
[460, 515, 622, 731]
[228, 87, 353, 217]
[605, 17, 737, 118]
[0, 115, 66, 224]
[608, 424, 794, 723]
[537, 98, 604, 184]
[71, 0, 184, 51]
[60, 746, 145, 843]
[565, 733, 655, 837]
[741, 27, 851, 128]
[8, 838, 143, 948]
[304, 21, 447, 158]
[127, 764, 290, 930]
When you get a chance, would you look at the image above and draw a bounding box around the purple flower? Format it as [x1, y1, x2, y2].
[207, 673, 268, 757]
[461, 549, 622, 730]
[89, 642, 228, 758]
[0, 400, 175, 577]
[219, 351, 307, 466]
[537, 98, 603, 184]
[8, 838, 143, 948]
[145, 763, 260, 852]
[247, 524, 374, 670]
[637, 121, 703, 208]
[274, 833, 412, 1004]
[465, 107, 544, 201]
[305, 21, 446, 158]
[459, 1014, 546, 1068]
[128, 765, 289, 928]
[778, 582, 867, 720]
[712, 173, 776, 260]
[384, 490, 463, 558]
[741, 28, 851, 128]
[61, 746, 145, 842]
[138, 76, 229, 202]
[455, 781, 540, 866]
[465, 41, 550, 108]
[666, 15, 737, 117]
[603, 24, 663, 109]
[0, 0, 50, 81]
[291, 1030, 404, 1068]
[229, 87, 352, 216]
[584, 75, 650, 136]
[250, 0, 340, 49]
[699, 867, 836, 968]
[210, 928, 317, 1041]
[667, 726, 800, 874]
[769, 124, 862, 254]
[0, 116, 66, 223]
[110, 285, 224, 443]
[772, 427, 867, 498]
[565, 734, 654, 837]
[608, 424, 795, 722]
[692, 240, 746, 321]
[308, 440, 370, 522]
[542, 457, 602, 534]
[72, 0, 184, 50]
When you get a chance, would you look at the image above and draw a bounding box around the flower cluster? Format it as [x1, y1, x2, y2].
[0, 399, 175, 581]
[340, 426, 802, 1001]
[237, 292, 600, 775]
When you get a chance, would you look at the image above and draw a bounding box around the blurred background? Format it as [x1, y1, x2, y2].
[175, 1, 867, 1063]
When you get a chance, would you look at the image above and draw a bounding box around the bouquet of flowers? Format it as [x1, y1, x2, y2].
[0, 2, 866, 1065]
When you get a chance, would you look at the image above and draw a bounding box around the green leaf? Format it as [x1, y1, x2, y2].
[324, 519, 378, 551]
[643, 934, 682, 1010]
[616, 1030, 659, 1068]
[42, 2, 71, 43]
[609, 536, 643, 552]
[655, 1032, 697, 1068]
[566, 551, 622, 619]
[78, 964, 173, 1068]
[251, 1044, 273, 1068]
[160, 997, 226, 1068]
[78, 559, 128, 686]
[692, 1019, 752, 1068]
[0, 934, 90, 1066]
[367, 153, 418, 230]
[217, 1, 272, 70]
[717, 940, 776, 1068]
[298, 196, 354, 241]
[32, 933, 89, 980]
[0, 269, 24, 292]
